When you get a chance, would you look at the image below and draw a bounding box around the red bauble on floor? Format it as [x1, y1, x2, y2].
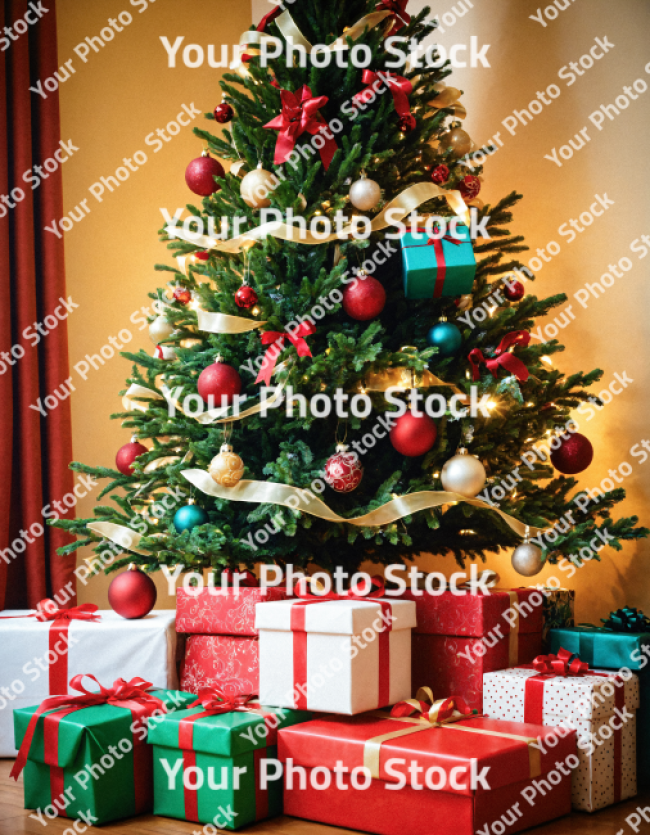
[197, 361, 242, 405]
[342, 275, 386, 321]
[115, 441, 148, 476]
[390, 411, 437, 457]
[185, 155, 225, 196]
[108, 568, 157, 619]
[550, 432, 594, 475]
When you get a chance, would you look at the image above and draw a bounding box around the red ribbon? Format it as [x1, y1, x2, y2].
[403, 228, 462, 298]
[255, 322, 316, 386]
[0, 601, 100, 696]
[264, 85, 337, 170]
[376, 0, 411, 34]
[353, 70, 414, 127]
[290, 576, 392, 710]
[532, 648, 590, 677]
[241, 5, 282, 62]
[468, 330, 531, 383]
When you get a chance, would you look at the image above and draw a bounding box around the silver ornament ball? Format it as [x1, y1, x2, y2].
[511, 543, 544, 576]
[149, 315, 175, 345]
[440, 450, 486, 498]
[349, 176, 381, 212]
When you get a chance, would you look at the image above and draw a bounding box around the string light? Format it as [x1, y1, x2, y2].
[459, 529, 476, 536]
[541, 356, 553, 366]
[252, 306, 261, 316]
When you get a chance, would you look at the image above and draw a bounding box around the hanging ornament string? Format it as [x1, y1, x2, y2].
[468, 331, 531, 383]
[165, 182, 471, 254]
[181, 469, 547, 537]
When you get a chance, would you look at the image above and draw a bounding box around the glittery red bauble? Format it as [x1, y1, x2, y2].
[431, 164, 449, 185]
[390, 412, 437, 457]
[550, 433, 594, 475]
[115, 442, 148, 476]
[213, 102, 234, 123]
[174, 286, 192, 305]
[458, 175, 481, 200]
[108, 568, 157, 619]
[504, 280, 525, 302]
[398, 114, 416, 133]
[185, 156, 225, 196]
[325, 446, 364, 493]
[235, 286, 259, 309]
[342, 275, 386, 321]
[197, 361, 242, 405]
[221, 568, 258, 587]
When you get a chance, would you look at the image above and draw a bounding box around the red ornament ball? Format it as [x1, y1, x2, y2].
[185, 156, 225, 197]
[213, 102, 234, 123]
[458, 175, 481, 201]
[235, 285, 259, 309]
[431, 164, 449, 185]
[196, 251, 211, 261]
[115, 441, 148, 476]
[504, 280, 525, 302]
[398, 114, 416, 133]
[108, 568, 157, 619]
[197, 361, 242, 405]
[390, 412, 437, 457]
[342, 275, 386, 321]
[173, 286, 192, 305]
[550, 432, 594, 475]
[325, 445, 364, 493]
[221, 568, 258, 587]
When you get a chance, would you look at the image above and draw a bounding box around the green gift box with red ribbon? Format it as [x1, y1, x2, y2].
[401, 223, 476, 299]
[12, 675, 196, 825]
[148, 688, 311, 829]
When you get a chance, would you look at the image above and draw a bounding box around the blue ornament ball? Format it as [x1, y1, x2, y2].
[426, 321, 462, 358]
[173, 504, 209, 533]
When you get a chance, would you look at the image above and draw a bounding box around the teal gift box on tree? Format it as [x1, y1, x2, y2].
[401, 222, 476, 299]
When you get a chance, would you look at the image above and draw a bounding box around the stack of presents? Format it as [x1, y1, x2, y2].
[2, 579, 649, 833]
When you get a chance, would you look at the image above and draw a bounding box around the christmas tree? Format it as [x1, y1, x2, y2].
[53, 0, 647, 580]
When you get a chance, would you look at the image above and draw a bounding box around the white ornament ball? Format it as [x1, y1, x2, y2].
[440, 450, 486, 498]
[149, 315, 175, 345]
[240, 167, 277, 209]
[511, 542, 544, 576]
[349, 176, 381, 212]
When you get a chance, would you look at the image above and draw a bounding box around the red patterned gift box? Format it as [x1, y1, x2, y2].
[176, 587, 287, 637]
[180, 635, 259, 697]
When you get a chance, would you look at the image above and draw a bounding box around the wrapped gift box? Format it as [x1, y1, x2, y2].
[541, 587, 575, 649]
[483, 662, 639, 811]
[180, 635, 259, 696]
[13, 685, 195, 825]
[401, 223, 476, 299]
[404, 587, 543, 711]
[148, 699, 310, 828]
[278, 711, 575, 835]
[176, 587, 287, 636]
[0, 609, 178, 756]
[256, 598, 416, 714]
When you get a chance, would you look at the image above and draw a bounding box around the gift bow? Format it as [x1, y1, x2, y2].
[403, 227, 463, 249]
[255, 322, 316, 386]
[532, 647, 589, 677]
[391, 687, 475, 724]
[189, 686, 259, 715]
[353, 70, 413, 126]
[600, 606, 650, 633]
[376, 0, 411, 34]
[264, 85, 337, 170]
[468, 330, 531, 383]
[0, 601, 101, 623]
[11, 675, 164, 780]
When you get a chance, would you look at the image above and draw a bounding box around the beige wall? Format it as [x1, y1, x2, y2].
[60, 0, 650, 623]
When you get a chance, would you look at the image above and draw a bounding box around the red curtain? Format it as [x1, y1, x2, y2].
[0, 0, 77, 609]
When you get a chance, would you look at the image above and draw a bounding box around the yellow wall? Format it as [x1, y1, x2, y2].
[60, 0, 650, 623]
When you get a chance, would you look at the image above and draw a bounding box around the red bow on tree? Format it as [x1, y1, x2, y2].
[376, 0, 411, 35]
[353, 70, 414, 128]
[532, 647, 589, 677]
[468, 330, 531, 383]
[255, 322, 316, 386]
[189, 687, 259, 715]
[11, 675, 164, 779]
[264, 85, 337, 169]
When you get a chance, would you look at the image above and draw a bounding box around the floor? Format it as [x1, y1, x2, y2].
[0, 760, 646, 834]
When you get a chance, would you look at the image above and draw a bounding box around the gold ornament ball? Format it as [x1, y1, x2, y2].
[439, 128, 472, 158]
[511, 542, 544, 576]
[349, 177, 381, 212]
[149, 315, 175, 345]
[440, 450, 486, 498]
[240, 167, 276, 209]
[209, 444, 245, 487]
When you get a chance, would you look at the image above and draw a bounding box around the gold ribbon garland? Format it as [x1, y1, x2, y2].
[197, 308, 267, 334]
[428, 85, 467, 119]
[87, 522, 149, 556]
[181, 469, 546, 536]
[364, 367, 464, 396]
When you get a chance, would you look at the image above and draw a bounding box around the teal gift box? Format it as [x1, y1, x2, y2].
[550, 625, 650, 788]
[401, 222, 476, 299]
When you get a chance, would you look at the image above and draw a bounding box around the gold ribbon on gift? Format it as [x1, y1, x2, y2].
[457, 572, 521, 667]
[197, 308, 267, 334]
[363, 688, 541, 780]
[166, 182, 471, 254]
[364, 367, 464, 396]
[181, 470, 547, 536]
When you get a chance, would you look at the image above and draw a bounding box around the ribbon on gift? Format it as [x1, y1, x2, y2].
[0, 602, 100, 696]
[255, 322, 316, 386]
[264, 85, 337, 170]
[600, 606, 650, 633]
[403, 227, 463, 298]
[468, 331, 531, 383]
[178, 687, 277, 823]
[364, 687, 541, 781]
[376, 0, 411, 34]
[289, 576, 392, 711]
[531, 647, 589, 677]
[353, 70, 413, 126]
